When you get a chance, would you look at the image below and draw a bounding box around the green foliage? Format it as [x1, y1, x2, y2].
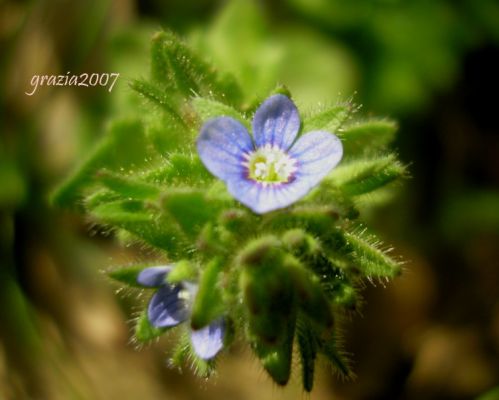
[253, 317, 295, 385]
[107, 264, 155, 288]
[239, 237, 296, 344]
[54, 28, 406, 392]
[190, 258, 224, 329]
[171, 333, 217, 378]
[161, 188, 224, 237]
[342, 228, 402, 278]
[302, 102, 353, 133]
[167, 260, 197, 284]
[143, 153, 212, 186]
[319, 332, 353, 379]
[341, 119, 398, 153]
[296, 317, 318, 391]
[329, 154, 407, 197]
[288, 257, 334, 329]
[129, 79, 186, 125]
[191, 97, 250, 129]
[52, 118, 151, 208]
[97, 170, 161, 200]
[135, 311, 168, 343]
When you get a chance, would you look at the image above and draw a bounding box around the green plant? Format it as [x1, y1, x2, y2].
[53, 30, 406, 392]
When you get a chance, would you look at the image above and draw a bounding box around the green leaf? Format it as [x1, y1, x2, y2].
[85, 189, 120, 209]
[190, 353, 216, 378]
[152, 30, 242, 104]
[143, 153, 212, 186]
[262, 205, 340, 237]
[150, 31, 175, 86]
[145, 112, 192, 154]
[296, 317, 318, 392]
[167, 259, 197, 284]
[281, 231, 356, 307]
[281, 229, 321, 257]
[129, 79, 186, 126]
[341, 119, 398, 152]
[287, 257, 334, 329]
[108, 264, 154, 287]
[190, 258, 224, 330]
[159, 31, 201, 96]
[329, 154, 407, 196]
[319, 333, 353, 379]
[302, 102, 353, 134]
[253, 316, 295, 386]
[267, 83, 292, 99]
[331, 282, 358, 310]
[195, 223, 231, 259]
[191, 97, 249, 129]
[238, 235, 281, 267]
[89, 200, 187, 256]
[218, 208, 255, 236]
[239, 238, 298, 347]
[135, 310, 167, 343]
[171, 332, 216, 378]
[342, 228, 401, 278]
[161, 188, 223, 237]
[96, 170, 161, 200]
[52, 118, 150, 208]
[90, 199, 152, 223]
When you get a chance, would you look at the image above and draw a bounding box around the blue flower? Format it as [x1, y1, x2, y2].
[197, 94, 343, 214]
[137, 266, 225, 360]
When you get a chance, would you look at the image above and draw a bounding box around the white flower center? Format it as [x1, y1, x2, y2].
[243, 144, 297, 184]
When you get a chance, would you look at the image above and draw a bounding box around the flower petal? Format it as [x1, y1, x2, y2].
[137, 266, 172, 287]
[147, 284, 189, 328]
[289, 130, 343, 181]
[197, 117, 253, 181]
[226, 131, 342, 214]
[226, 179, 300, 214]
[190, 318, 225, 360]
[252, 94, 300, 150]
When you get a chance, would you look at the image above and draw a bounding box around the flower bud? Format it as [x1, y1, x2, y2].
[239, 237, 296, 344]
[287, 258, 334, 329]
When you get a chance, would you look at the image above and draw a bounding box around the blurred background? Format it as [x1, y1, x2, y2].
[1, 0, 498, 399]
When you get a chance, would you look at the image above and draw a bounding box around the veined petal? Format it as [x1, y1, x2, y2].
[226, 131, 342, 214]
[252, 94, 300, 150]
[137, 266, 172, 287]
[148, 284, 189, 328]
[190, 318, 225, 360]
[197, 117, 253, 181]
[227, 179, 302, 214]
[289, 130, 343, 181]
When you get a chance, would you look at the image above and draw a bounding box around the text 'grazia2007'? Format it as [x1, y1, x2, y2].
[25, 72, 120, 96]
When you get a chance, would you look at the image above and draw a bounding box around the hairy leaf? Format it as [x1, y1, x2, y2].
[302, 102, 353, 134]
[190, 258, 224, 330]
[341, 119, 398, 152]
[329, 154, 407, 196]
[343, 228, 402, 278]
[135, 310, 167, 343]
[52, 119, 149, 208]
